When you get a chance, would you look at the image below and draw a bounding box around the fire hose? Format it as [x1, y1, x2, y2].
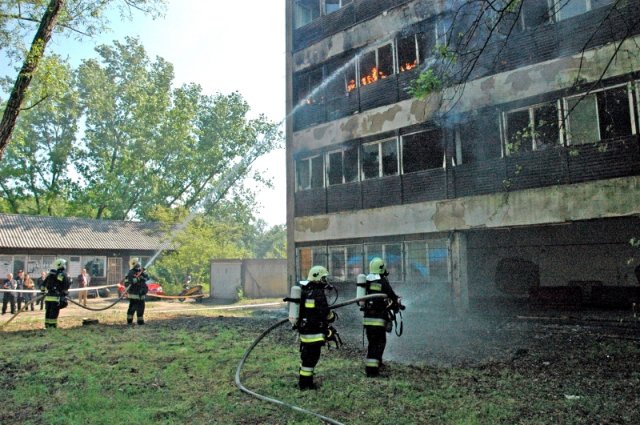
[235, 293, 388, 425]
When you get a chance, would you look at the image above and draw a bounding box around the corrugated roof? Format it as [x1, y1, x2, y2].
[0, 214, 166, 250]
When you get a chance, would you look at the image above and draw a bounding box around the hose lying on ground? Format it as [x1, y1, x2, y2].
[235, 293, 388, 425]
[0, 294, 45, 331]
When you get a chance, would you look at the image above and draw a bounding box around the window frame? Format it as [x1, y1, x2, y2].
[296, 154, 325, 191]
[357, 42, 396, 88]
[503, 100, 562, 154]
[400, 128, 445, 173]
[326, 146, 359, 186]
[563, 82, 636, 145]
[360, 137, 399, 180]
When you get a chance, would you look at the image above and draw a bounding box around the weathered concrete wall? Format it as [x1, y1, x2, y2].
[292, 34, 640, 153]
[294, 175, 640, 242]
[210, 259, 288, 299]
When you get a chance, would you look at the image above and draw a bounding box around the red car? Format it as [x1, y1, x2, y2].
[117, 279, 164, 298]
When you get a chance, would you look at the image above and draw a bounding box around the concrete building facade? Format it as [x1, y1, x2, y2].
[285, 0, 640, 310]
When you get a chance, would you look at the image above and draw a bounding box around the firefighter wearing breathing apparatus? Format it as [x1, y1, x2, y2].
[287, 265, 339, 390]
[358, 257, 401, 377]
[125, 258, 149, 326]
[43, 259, 71, 329]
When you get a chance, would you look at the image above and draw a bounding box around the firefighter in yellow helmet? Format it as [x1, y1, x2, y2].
[125, 257, 149, 326]
[361, 257, 401, 377]
[42, 259, 71, 328]
[294, 265, 338, 390]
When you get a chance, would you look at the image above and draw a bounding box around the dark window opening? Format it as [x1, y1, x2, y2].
[362, 143, 379, 179]
[402, 130, 444, 173]
[522, 0, 551, 29]
[533, 103, 559, 149]
[506, 109, 533, 153]
[295, 68, 324, 105]
[326, 59, 356, 98]
[398, 35, 418, 73]
[417, 30, 436, 65]
[381, 139, 398, 176]
[344, 146, 358, 183]
[327, 151, 343, 186]
[458, 114, 502, 164]
[598, 86, 632, 140]
[310, 156, 324, 188]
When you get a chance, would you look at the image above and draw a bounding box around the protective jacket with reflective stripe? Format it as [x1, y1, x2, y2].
[297, 280, 332, 342]
[363, 274, 398, 323]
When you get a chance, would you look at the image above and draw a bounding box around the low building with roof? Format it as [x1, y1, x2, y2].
[0, 213, 167, 287]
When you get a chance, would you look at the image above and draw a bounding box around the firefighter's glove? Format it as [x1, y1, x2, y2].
[325, 326, 342, 349]
[59, 297, 68, 309]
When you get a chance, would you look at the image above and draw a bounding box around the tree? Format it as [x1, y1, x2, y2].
[0, 0, 166, 160]
[0, 55, 81, 215]
[75, 37, 282, 220]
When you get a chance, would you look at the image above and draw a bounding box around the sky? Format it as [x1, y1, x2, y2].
[48, 1, 287, 227]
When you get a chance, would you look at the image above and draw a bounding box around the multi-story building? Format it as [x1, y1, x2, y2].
[285, 0, 640, 311]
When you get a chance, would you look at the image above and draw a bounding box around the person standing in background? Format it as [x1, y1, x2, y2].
[77, 268, 90, 307]
[22, 273, 35, 311]
[15, 270, 25, 311]
[36, 271, 46, 310]
[2, 273, 17, 314]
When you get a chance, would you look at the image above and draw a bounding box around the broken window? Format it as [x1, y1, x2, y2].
[294, 67, 324, 105]
[397, 35, 418, 73]
[296, 155, 324, 190]
[294, 0, 321, 29]
[402, 129, 444, 173]
[505, 101, 559, 154]
[455, 112, 502, 164]
[361, 138, 398, 179]
[326, 58, 357, 98]
[566, 84, 634, 144]
[359, 43, 394, 87]
[327, 145, 359, 185]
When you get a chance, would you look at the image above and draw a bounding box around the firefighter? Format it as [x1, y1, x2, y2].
[125, 258, 149, 326]
[361, 257, 401, 377]
[43, 259, 71, 329]
[295, 265, 338, 390]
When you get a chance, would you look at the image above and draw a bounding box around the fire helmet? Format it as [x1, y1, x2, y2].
[53, 258, 67, 270]
[369, 257, 386, 275]
[129, 257, 141, 268]
[307, 265, 328, 282]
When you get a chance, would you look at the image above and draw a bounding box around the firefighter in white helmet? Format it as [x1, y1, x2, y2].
[42, 259, 71, 328]
[361, 257, 401, 377]
[124, 257, 149, 326]
[293, 265, 338, 390]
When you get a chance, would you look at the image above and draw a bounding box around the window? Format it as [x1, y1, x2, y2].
[297, 246, 327, 280]
[294, 68, 324, 105]
[359, 43, 394, 87]
[505, 101, 560, 154]
[326, 145, 358, 186]
[521, 0, 552, 29]
[361, 138, 398, 180]
[296, 155, 324, 190]
[405, 240, 449, 283]
[455, 113, 502, 164]
[553, 0, 614, 21]
[325, 58, 357, 98]
[402, 129, 444, 173]
[565, 84, 635, 145]
[294, 0, 320, 28]
[83, 256, 106, 278]
[329, 245, 362, 281]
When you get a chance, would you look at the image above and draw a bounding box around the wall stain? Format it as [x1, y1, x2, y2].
[366, 105, 402, 133]
[295, 217, 330, 233]
[433, 201, 467, 230]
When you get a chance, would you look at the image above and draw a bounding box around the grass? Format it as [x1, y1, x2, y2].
[0, 302, 638, 424]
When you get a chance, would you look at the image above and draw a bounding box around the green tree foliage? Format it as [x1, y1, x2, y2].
[0, 55, 81, 215]
[0, 0, 167, 159]
[74, 37, 281, 220]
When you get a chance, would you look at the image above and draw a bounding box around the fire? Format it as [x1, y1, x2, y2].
[400, 60, 417, 72]
[347, 79, 356, 92]
[360, 67, 388, 86]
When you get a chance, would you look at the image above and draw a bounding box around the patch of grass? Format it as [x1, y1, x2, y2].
[0, 307, 638, 425]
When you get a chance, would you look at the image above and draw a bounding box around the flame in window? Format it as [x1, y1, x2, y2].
[347, 79, 356, 92]
[360, 67, 388, 86]
[400, 60, 417, 72]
